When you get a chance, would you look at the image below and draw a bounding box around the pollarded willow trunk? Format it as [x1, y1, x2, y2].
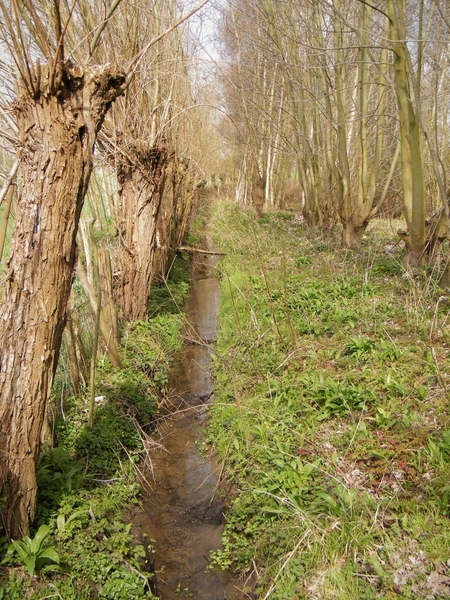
[154, 157, 187, 280]
[154, 158, 183, 280]
[0, 63, 124, 538]
[116, 143, 167, 321]
[154, 157, 205, 281]
[171, 177, 206, 255]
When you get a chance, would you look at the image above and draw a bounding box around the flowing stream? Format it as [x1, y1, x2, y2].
[132, 249, 246, 600]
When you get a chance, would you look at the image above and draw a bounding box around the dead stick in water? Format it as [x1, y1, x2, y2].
[177, 246, 226, 256]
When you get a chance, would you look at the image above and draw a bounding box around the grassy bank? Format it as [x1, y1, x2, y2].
[208, 203, 450, 599]
[0, 258, 191, 599]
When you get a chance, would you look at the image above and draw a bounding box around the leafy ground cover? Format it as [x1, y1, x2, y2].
[207, 203, 450, 599]
[0, 260, 191, 599]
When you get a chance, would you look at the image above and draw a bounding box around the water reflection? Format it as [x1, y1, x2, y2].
[132, 255, 246, 599]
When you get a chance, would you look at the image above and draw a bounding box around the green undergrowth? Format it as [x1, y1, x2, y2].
[207, 202, 450, 599]
[185, 198, 212, 248]
[0, 267, 190, 599]
[147, 253, 191, 318]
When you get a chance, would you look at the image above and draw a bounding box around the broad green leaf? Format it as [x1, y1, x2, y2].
[39, 548, 60, 564]
[65, 509, 86, 526]
[316, 492, 338, 508]
[23, 555, 36, 576]
[30, 525, 50, 553]
[11, 540, 30, 562]
[261, 506, 285, 515]
[370, 450, 386, 460]
[56, 514, 66, 532]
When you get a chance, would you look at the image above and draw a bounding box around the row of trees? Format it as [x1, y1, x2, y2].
[0, 0, 213, 538]
[218, 0, 450, 259]
[3, 0, 450, 541]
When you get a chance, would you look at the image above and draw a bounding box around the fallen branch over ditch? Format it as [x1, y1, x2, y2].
[177, 246, 226, 256]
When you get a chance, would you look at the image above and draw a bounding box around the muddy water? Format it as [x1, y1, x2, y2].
[132, 252, 246, 600]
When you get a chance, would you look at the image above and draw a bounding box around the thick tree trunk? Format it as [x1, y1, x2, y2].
[116, 143, 167, 321]
[154, 158, 203, 280]
[0, 63, 124, 538]
[253, 176, 265, 218]
[341, 220, 368, 250]
[154, 158, 187, 280]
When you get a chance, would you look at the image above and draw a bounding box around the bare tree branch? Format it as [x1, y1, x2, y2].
[125, 0, 211, 85]
[0, 154, 21, 207]
[89, 0, 124, 58]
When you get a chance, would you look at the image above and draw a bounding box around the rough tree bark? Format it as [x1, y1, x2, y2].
[115, 142, 167, 321]
[154, 157, 187, 280]
[154, 157, 204, 280]
[253, 176, 265, 218]
[0, 62, 124, 538]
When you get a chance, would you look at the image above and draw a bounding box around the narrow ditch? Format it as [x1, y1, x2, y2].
[131, 248, 246, 600]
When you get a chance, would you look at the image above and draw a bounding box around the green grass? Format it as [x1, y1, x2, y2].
[147, 252, 191, 317]
[207, 203, 450, 599]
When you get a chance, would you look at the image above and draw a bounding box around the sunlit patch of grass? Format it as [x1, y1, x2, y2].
[208, 204, 450, 599]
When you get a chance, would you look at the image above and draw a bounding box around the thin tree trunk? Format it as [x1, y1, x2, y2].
[64, 304, 87, 396]
[68, 301, 89, 378]
[388, 0, 426, 265]
[0, 62, 124, 538]
[0, 156, 21, 263]
[88, 245, 102, 429]
[76, 217, 121, 367]
[253, 176, 265, 218]
[98, 248, 120, 361]
[333, 8, 353, 247]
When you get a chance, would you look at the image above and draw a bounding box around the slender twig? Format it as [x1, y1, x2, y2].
[0, 154, 20, 207]
[50, 0, 79, 88]
[123, 0, 211, 89]
[89, 0, 124, 57]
